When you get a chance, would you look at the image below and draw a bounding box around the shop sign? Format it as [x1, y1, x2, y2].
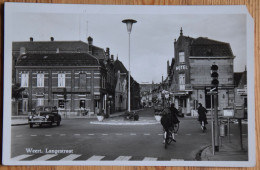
[176, 65, 188, 71]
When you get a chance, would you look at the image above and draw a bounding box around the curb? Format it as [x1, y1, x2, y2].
[195, 145, 211, 161]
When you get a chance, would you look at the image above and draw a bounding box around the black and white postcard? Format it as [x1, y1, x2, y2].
[3, 3, 255, 167]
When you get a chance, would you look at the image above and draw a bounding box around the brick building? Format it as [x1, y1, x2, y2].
[168, 28, 235, 115]
[12, 37, 115, 116]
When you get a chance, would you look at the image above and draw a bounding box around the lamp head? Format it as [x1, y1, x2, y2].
[122, 19, 137, 33]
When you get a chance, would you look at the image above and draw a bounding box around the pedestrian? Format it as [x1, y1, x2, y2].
[197, 103, 208, 130]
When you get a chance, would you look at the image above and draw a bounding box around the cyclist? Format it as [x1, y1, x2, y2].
[197, 103, 208, 131]
[160, 103, 180, 143]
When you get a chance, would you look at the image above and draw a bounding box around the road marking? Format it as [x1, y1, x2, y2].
[200, 134, 206, 135]
[116, 133, 123, 135]
[144, 133, 150, 136]
[74, 134, 81, 136]
[30, 135, 37, 137]
[130, 133, 136, 135]
[102, 134, 108, 136]
[143, 157, 157, 161]
[60, 134, 66, 136]
[12, 154, 32, 161]
[60, 154, 81, 161]
[87, 155, 105, 161]
[45, 135, 52, 137]
[33, 154, 57, 161]
[186, 134, 191, 136]
[158, 134, 163, 136]
[88, 134, 95, 136]
[114, 156, 132, 161]
[16, 135, 23, 137]
[171, 159, 185, 161]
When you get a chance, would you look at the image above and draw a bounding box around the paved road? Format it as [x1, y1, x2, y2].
[11, 108, 247, 161]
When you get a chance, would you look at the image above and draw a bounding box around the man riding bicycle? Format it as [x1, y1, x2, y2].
[160, 103, 180, 143]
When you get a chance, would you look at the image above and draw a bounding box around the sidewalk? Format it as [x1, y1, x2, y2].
[200, 136, 248, 161]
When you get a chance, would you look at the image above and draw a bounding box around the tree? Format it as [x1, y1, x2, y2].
[12, 83, 25, 115]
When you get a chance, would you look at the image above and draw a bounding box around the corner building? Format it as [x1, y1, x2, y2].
[169, 29, 235, 115]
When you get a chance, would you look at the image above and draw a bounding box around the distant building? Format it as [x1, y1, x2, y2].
[168, 28, 235, 115]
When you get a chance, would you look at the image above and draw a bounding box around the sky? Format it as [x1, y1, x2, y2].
[11, 7, 247, 84]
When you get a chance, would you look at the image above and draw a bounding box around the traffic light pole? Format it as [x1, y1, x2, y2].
[214, 93, 219, 151]
[211, 95, 215, 155]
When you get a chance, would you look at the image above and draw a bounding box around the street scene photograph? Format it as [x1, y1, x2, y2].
[3, 3, 255, 167]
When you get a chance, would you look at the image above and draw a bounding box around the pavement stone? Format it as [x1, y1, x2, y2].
[200, 136, 248, 161]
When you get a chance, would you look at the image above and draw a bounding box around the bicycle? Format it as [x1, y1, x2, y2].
[200, 120, 207, 133]
[163, 123, 179, 149]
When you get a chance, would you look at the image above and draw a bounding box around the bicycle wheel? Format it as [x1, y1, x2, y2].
[164, 133, 168, 149]
[173, 123, 179, 133]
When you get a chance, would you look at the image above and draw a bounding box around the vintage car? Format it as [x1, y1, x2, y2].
[28, 106, 61, 128]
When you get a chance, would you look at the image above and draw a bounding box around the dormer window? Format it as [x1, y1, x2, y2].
[179, 52, 185, 63]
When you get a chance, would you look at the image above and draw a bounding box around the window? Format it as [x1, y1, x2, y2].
[80, 100, 85, 109]
[179, 74, 185, 90]
[58, 73, 65, 87]
[21, 73, 29, 87]
[37, 98, 44, 106]
[58, 100, 65, 109]
[79, 73, 86, 88]
[179, 52, 185, 63]
[37, 73, 44, 87]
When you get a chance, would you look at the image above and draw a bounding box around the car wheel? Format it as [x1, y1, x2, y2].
[29, 123, 33, 128]
[57, 121, 60, 126]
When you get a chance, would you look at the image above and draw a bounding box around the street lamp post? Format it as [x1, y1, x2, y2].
[122, 19, 137, 112]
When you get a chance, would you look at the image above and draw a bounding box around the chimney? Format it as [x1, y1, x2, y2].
[30, 37, 33, 42]
[180, 27, 183, 36]
[111, 55, 114, 62]
[50, 37, 54, 41]
[88, 36, 93, 54]
[106, 48, 110, 59]
[88, 36, 93, 45]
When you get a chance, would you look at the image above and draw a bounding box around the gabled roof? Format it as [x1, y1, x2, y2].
[114, 59, 128, 73]
[234, 71, 247, 87]
[190, 37, 234, 57]
[234, 72, 243, 86]
[12, 41, 89, 53]
[16, 53, 99, 66]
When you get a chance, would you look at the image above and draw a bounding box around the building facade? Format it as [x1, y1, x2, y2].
[168, 29, 235, 115]
[12, 37, 115, 116]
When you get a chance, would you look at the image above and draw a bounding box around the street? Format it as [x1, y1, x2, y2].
[11, 108, 248, 161]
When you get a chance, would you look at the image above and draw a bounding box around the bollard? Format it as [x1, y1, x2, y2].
[219, 124, 227, 137]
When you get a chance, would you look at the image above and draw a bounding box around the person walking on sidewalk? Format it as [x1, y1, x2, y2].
[197, 103, 208, 131]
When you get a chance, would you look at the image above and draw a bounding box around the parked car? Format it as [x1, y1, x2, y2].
[28, 106, 61, 128]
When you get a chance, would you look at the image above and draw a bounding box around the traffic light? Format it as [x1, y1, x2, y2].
[211, 63, 219, 91]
